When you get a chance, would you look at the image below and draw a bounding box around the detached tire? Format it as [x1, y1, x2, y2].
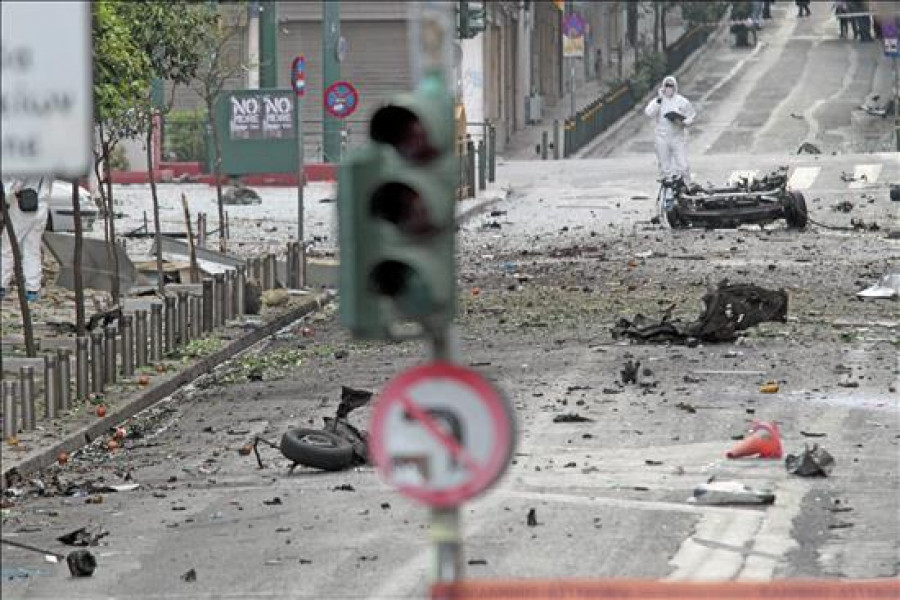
[784, 191, 808, 229]
[280, 428, 354, 471]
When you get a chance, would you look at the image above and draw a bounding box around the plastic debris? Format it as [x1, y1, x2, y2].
[690, 479, 775, 505]
[856, 274, 899, 299]
[785, 444, 835, 477]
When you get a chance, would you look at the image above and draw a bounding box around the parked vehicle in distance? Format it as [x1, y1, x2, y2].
[46, 180, 98, 233]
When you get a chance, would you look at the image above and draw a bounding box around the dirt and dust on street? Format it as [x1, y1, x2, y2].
[2, 3, 899, 599]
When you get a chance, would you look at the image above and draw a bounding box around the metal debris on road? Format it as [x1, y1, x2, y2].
[620, 360, 640, 384]
[613, 282, 788, 344]
[526, 508, 538, 527]
[57, 526, 109, 547]
[785, 444, 835, 477]
[690, 479, 775, 505]
[181, 568, 197, 582]
[857, 274, 900, 299]
[552, 413, 594, 423]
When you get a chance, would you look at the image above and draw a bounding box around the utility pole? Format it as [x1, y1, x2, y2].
[259, 0, 278, 88]
[568, 0, 576, 120]
[322, 0, 341, 163]
[247, 1, 260, 89]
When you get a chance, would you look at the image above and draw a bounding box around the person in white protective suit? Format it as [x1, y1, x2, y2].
[1, 176, 50, 302]
[644, 75, 697, 184]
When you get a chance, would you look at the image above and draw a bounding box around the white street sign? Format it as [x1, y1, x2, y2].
[1, 1, 92, 177]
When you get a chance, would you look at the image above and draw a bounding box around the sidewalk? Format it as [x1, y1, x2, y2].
[0, 180, 510, 486]
[503, 21, 686, 160]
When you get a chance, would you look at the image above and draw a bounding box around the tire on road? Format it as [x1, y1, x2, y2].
[280, 428, 355, 471]
[666, 207, 685, 229]
[783, 191, 808, 229]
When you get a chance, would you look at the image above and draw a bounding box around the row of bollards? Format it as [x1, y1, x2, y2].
[1, 264, 256, 439]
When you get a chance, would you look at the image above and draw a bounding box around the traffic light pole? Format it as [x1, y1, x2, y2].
[296, 96, 306, 287]
[323, 0, 341, 163]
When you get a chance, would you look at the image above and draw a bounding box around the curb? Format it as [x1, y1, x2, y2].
[2, 291, 335, 488]
[574, 17, 732, 160]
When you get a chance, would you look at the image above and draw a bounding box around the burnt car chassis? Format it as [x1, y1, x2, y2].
[658, 167, 808, 230]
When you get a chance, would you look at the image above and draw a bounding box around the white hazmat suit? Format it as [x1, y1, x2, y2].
[1, 177, 49, 295]
[644, 75, 696, 184]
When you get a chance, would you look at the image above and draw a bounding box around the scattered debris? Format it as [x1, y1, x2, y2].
[857, 274, 900, 300]
[759, 381, 780, 394]
[620, 360, 640, 385]
[675, 402, 697, 414]
[690, 478, 775, 505]
[181, 568, 197, 583]
[333, 484, 356, 492]
[828, 521, 854, 530]
[223, 185, 261, 205]
[800, 431, 827, 438]
[850, 218, 880, 232]
[552, 413, 594, 423]
[58, 527, 109, 547]
[831, 200, 854, 213]
[66, 550, 97, 577]
[613, 282, 788, 344]
[797, 142, 821, 155]
[785, 444, 835, 477]
[263, 497, 283, 506]
[468, 558, 488, 566]
[526, 508, 538, 527]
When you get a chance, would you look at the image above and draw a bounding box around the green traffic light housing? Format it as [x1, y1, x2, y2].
[338, 83, 458, 340]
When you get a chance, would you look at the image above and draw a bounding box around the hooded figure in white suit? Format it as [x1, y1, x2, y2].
[644, 75, 696, 184]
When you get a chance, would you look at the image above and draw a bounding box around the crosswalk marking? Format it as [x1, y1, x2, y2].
[787, 166, 820, 190]
[727, 170, 758, 186]
[848, 164, 882, 189]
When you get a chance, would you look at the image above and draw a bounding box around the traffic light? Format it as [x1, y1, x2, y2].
[338, 75, 457, 340]
[458, 1, 485, 39]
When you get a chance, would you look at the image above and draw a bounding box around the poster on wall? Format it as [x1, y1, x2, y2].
[228, 91, 296, 140]
[562, 13, 586, 58]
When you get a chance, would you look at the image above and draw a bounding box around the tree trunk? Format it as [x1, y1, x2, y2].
[208, 109, 226, 253]
[661, 6, 669, 55]
[0, 193, 36, 357]
[181, 193, 199, 283]
[654, 3, 660, 54]
[105, 147, 121, 304]
[72, 180, 86, 336]
[147, 119, 165, 295]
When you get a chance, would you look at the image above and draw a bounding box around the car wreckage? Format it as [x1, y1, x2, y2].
[659, 166, 808, 230]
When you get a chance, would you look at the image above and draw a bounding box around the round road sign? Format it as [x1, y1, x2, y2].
[369, 362, 515, 508]
[323, 81, 359, 119]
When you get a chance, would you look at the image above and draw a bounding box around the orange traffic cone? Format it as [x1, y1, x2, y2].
[726, 420, 783, 459]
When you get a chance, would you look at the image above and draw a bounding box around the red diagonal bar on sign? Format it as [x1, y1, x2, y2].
[397, 393, 481, 474]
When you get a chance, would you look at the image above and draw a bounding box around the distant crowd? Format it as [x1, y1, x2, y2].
[731, 0, 888, 43]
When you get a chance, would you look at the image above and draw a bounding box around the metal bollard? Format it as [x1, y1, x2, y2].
[213, 274, 225, 326]
[541, 130, 549, 160]
[90, 332, 104, 394]
[487, 123, 496, 183]
[122, 315, 135, 377]
[75, 336, 89, 401]
[150, 303, 162, 361]
[44, 355, 58, 420]
[104, 325, 117, 384]
[553, 119, 560, 160]
[477, 139, 487, 191]
[57, 349, 72, 411]
[19, 366, 36, 431]
[164, 296, 176, 354]
[235, 266, 246, 317]
[466, 137, 476, 198]
[261, 255, 273, 290]
[177, 292, 190, 345]
[2, 381, 17, 439]
[223, 271, 234, 321]
[202, 278, 214, 333]
[190, 296, 202, 338]
[135, 309, 148, 367]
[254, 257, 264, 286]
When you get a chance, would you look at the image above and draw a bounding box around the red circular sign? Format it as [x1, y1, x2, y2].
[323, 81, 359, 119]
[369, 362, 515, 508]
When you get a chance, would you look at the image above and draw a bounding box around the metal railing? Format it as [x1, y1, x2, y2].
[457, 122, 496, 199]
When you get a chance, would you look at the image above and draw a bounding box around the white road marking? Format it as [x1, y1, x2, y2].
[849, 164, 882, 189]
[787, 166, 820, 190]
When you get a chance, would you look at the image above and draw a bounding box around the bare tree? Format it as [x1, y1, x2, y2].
[0, 188, 36, 357]
[194, 5, 247, 254]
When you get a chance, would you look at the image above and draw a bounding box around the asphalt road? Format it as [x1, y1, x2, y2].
[2, 4, 899, 600]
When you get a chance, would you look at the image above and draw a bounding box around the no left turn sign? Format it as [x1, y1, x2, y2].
[369, 362, 515, 508]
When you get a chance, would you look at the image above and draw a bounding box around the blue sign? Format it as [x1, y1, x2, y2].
[324, 81, 359, 119]
[291, 55, 306, 97]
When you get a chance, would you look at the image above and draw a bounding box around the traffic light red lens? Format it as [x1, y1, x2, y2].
[371, 182, 437, 236]
[370, 106, 438, 164]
